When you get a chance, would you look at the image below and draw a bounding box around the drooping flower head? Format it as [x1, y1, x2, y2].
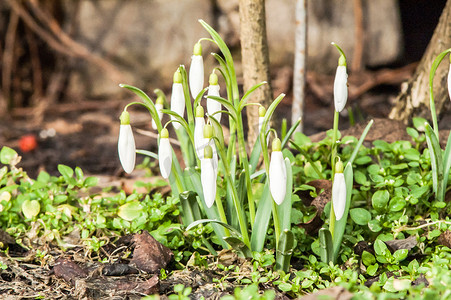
[332, 43, 348, 113]
[170, 70, 185, 130]
[189, 42, 204, 100]
[203, 124, 218, 172]
[194, 105, 207, 159]
[158, 128, 173, 179]
[269, 138, 287, 205]
[201, 145, 217, 208]
[332, 159, 346, 221]
[152, 95, 164, 130]
[118, 110, 136, 174]
[207, 72, 222, 123]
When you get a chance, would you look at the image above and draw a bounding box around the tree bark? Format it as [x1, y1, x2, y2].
[389, 0, 451, 123]
[238, 0, 273, 148]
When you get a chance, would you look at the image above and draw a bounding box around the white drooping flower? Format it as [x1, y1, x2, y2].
[170, 70, 185, 130]
[207, 72, 222, 123]
[152, 96, 164, 130]
[118, 110, 136, 174]
[447, 62, 451, 101]
[203, 124, 218, 172]
[189, 42, 204, 100]
[269, 138, 287, 205]
[332, 160, 347, 221]
[158, 128, 173, 179]
[201, 145, 217, 208]
[194, 106, 207, 159]
[334, 61, 348, 112]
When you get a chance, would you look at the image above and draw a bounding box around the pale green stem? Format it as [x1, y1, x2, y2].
[215, 193, 230, 237]
[331, 111, 339, 175]
[429, 87, 440, 139]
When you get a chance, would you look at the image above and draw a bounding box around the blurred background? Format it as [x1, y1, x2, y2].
[0, 0, 447, 177]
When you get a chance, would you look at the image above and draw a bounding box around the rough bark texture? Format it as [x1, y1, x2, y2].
[238, 0, 273, 148]
[389, 0, 451, 123]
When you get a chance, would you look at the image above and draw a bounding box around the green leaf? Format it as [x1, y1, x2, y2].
[178, 190, 202, 227]
[250, 182, 272, 252]
[412, 117, 427, 131]
[372, 190, 389, 211]
[368, 219, 382, 232]
[367, 263, 379, 276]
[0, 147, 19, 165]
[22, 199, 40, 219]
[425, 123, 444, 201]
[441, 131, 451, 202]
[389, 197, 406, 212]
[278, 158, 293, 232]
[350, 208, 371, 225]
[223, 236, 252, 258]
[276, 229, 295, 272]
[319, 228, 334, 264]
[118, 202, 143, 221]
[347, 119, 374, 165]
[374, 239, 389, 257]
[362, 251, 376, 266]
[186, 219, 241, 237]
[393, 249, 409, 262]
[332, 163, 353, 261]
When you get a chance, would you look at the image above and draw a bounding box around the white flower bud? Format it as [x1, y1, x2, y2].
[332, 173, 346, 220]
[334, 65, 348, 112]
[201, 155, 216, 208]
[269, 140, 287, 205]
[158, 129, 173, 179]
[152, 102, 164, 130]
[170, 82, 185, 130]
[189, 55, 204, 99]
[118, 110, 136, 174]
[207, 84, 221, 123]
[195, 117, 206, 159]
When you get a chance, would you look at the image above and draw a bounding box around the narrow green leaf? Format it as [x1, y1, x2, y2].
[319, 228, 334, 264]
[179, 191, 202, 226]
[186, 219, 241, 237]
[238, 81, 268, 111]
[119, 84, 162, 132]
[250, 182, 272, 252]
[276, 229, 295, 272]
[135, 149, 158, 160]
[425, 123, 444, 201]
[347, 119, 374, 166]
[281, 118, 302, 149]
[332, 163, 353, 262]
[278, 158, 293, 232]
[206, 95, 237, 120]
[223, 236, 252, 258]
[441, 131, 451, 201]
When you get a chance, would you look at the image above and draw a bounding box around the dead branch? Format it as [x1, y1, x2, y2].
[2, 10, 19, 107]
[351, 0, 364, 73]
[6, 0, 125, 85]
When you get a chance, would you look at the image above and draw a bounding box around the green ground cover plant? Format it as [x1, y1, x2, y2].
[2, 21, 451, 299]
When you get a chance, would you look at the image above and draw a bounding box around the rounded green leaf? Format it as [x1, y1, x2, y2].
[393, 249, 408, 262]
[362, 250, 376, 266]
[372, 190, 389, 211]
[389, 197, 406, 212]
[22, 199, 40, 219]
[350, 208, 372, 225]
[367, 263, 379, 276]
[0, 147, 19, 165]
[118, 202, 143, 221]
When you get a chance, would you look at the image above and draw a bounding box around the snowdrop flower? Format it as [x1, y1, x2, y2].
[207, 72, 222, 123]
[152, 96, 164, 130]
[448, 57, 451, 101]
[333, 54, 348, 113]
[189, 42, 204, 99]
[194, 106, 207, 159]
[158, 128, 173, 179]
[269, 138, 287, 205]
[118, 110, 136, 174]
[201, 145, 217, 208]
[170, 70, 185, 130]
[203, 124, 218, 172]
[332, 160, 346, 221]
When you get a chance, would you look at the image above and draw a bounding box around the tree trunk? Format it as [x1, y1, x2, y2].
[238, 0, 273, 148]
[389, 0, 451, 123]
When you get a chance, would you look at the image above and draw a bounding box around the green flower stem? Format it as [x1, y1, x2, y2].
[215, 138, 250, 248]
[329, 203, 336, 240]
[236, 113, 256, 226]
[215, 193, 230, 237]
[331, 111, 339, 175]
[271, 199, 281, 247]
